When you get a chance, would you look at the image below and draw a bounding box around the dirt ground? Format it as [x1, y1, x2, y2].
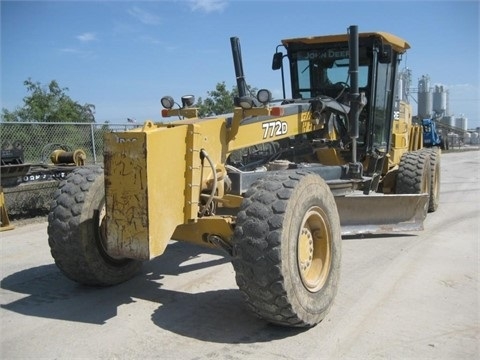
[1, 151, 479, 359]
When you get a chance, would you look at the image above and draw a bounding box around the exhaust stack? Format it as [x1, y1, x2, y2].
[230, 37, 248, 99]
[347, 25, 366, 177]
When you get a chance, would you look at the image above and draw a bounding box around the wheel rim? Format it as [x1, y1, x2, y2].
[432, 163, 440, 199]
[422, 166, 430, 194]
[297, 206, 332, 292]
[98, 203, 108, 250]
[97, 202, 125, 262]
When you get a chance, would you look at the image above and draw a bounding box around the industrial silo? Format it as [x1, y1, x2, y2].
[432, 85, 448, 117]
[455, 115, 468, 131]
[464, 132, 471, 144]
[417, 75, 432, 118]
[441, 115, 455, 127]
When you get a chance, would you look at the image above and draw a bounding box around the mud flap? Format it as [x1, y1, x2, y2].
[335, 193, 429, 235]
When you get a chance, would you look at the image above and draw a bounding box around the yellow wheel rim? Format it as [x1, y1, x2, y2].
[297, 206, 332, 292]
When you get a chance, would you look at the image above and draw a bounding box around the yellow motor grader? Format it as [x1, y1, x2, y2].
[48, 26, 440, 327]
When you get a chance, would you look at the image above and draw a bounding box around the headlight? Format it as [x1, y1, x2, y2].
[257, 89, 272, 105]
[161, 96, 175, 109]
[239, 96, 254, 110]
[181, 95, 195, 108]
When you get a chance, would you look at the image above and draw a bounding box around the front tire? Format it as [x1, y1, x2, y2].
[232, 171, 342, 327]
[48, 166, 142, 286]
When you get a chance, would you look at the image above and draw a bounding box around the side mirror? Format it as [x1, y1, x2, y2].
[272, 52, 283, 70]
[379, 44, 392, 64]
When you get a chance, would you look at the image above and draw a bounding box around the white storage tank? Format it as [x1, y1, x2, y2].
[417, 75, 432, 118]
[455, 115, 468, 131]
[433, 85, 448, 116]
[418, 92, 432, 118]
[441, 115, 455, 127]
[418, 75, 430, 93]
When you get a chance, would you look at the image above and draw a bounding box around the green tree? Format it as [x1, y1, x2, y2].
[195, 81, 257, 117]
[1, 79, 95, 122]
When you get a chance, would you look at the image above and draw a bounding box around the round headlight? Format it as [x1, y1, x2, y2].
[239, 96, 254, 110]
[181, 95, 195, 108]
[257, 89, 272, 104]
[161, 96, 175, 109]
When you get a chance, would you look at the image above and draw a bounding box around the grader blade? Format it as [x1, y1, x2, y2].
[335, 193, 429, 235]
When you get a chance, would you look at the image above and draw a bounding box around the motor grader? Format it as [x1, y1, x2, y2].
[48, 26, 440, 327]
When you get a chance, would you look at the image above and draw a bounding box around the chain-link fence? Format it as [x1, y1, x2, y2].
[0, 121, 139, 165]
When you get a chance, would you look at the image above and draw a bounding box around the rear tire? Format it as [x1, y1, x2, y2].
[425, 148, 441, 212]
[232, 171, 341, 327]
[48, 166, 142, 286]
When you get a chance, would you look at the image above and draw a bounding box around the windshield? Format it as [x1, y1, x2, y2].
[291, 48, 369, 99]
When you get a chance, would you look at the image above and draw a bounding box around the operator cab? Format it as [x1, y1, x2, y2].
[274, 31, 410, 160]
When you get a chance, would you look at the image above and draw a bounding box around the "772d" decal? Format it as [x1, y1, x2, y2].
[262, 121, 288, 139]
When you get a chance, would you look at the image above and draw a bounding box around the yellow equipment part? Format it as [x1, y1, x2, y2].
[104, 121, 207, 259]
[282, 31, 410, 53]
[50, 148, 87, 166]
[102, 30, 429, 261]
[104, 104, 325, 260]
[336, 193, 429, 235]
[0, 187, 14, 232]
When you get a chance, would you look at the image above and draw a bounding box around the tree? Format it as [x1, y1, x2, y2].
[195, 82, 257, 117]
[1, 79, 95, 122]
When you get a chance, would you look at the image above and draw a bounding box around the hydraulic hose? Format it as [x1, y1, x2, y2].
[199, 149, 217, 217]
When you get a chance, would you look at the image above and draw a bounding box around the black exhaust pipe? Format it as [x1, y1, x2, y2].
[230, 37, 248, 99]
[347, 25, 366, 178]
[348, 25, 359, 164]
[348, 25, 360, 142]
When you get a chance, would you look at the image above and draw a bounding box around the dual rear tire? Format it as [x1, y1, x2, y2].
[396, 149, 441, 213]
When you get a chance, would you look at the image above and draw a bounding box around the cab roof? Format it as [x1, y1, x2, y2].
[281, 31, 410, 53]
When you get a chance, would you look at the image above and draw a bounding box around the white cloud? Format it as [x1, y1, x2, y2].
[128, 6, 161, 25]
[60, 48, 95, 59]
[76, 32, 97, 42]
[189, 0, 228, 13]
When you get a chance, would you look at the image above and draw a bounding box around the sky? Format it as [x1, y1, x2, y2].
[1, 0, 479, 128]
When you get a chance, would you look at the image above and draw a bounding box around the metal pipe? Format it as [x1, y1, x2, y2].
[348, 25, 360, 164]
[230, 37, 248, 98]
[90, 123, 97, 164]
